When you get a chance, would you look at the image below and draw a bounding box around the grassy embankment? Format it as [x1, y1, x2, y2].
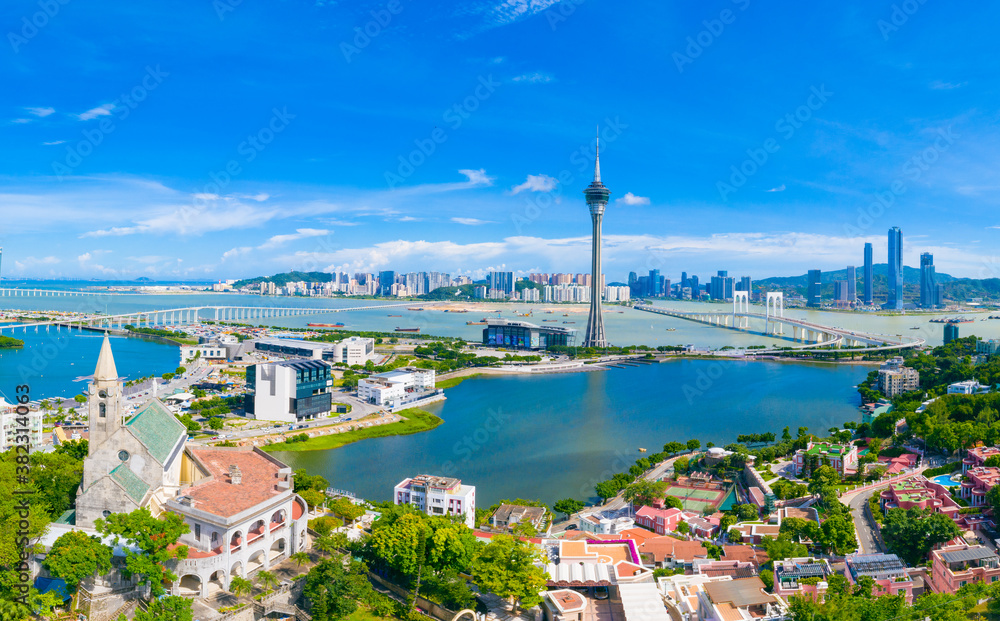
[262, 407, 442, 452]
[434, 373, 483, 390]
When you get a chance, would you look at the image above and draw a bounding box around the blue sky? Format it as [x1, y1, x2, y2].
[2, 0, 999, 282]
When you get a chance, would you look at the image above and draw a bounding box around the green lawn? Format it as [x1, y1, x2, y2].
[435, 373, 483, 390]
[262, 408, 442, 453]
[345, 607, 397, 621]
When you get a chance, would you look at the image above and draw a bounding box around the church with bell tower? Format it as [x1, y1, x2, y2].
[75, 333, 188, 529]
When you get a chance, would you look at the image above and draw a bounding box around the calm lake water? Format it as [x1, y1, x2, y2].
[273, 359, 868, 507]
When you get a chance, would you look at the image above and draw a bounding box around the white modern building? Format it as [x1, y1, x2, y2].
[329, 336, 375, 366]
[357, 367, 436, 409]
[877, 357, 920, 397]
[0, 399, 43, 451]
[577, 509, 635, 535]
[179, 344, 229, 363]
[245, 359, 334, 423]
[948, 380, 991, 395]
[394, 474, 475, 528]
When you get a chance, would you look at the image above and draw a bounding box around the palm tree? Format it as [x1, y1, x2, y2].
[290, 551, 311, 568]
[313, 535, 338, 556]
[229, 576, 253, 597]
[256, 570, 278, 592]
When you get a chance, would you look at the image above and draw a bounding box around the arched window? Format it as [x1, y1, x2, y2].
[99, 403, 106, 418]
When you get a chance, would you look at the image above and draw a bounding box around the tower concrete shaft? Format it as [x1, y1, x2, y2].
[583, 133, 611, 348]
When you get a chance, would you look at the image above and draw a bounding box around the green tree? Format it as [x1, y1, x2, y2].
[663, 441, 686, 455]
[760, 536, 808, 562]
[687, 438, 701, 451]
[28, 450, 84, 517]
[553, 498, 585, 519]
[328, 497, 366, 524]
[134, 595, 194, 621]
[300, 489, 326, 510]
[623, 479, 667, 507]
[54, 439, 88, 461]
[820, 515, 858, 555]
[808, 465, 841, 494]
[291, 551, 311, 568]
[882, 507, 961, 566]
[594, 480, 621, 502]
[988, 484, 1000, 517]
[303, 558, 371, 621]
[229, 576, 253, 597]
[782, 426, 792, 441]
[42, 531, 112, 591]
[673, 456, 690, 475]
[675, 521, 690, 535]
[207, 417, 224, 431]
[95, 507, 190, 596]
[256, 570, 278, 591]
[74, 394, 87, 404]
[471, 534, 548, 613]
[735, 504, 758, 521]
[662, 495, 683, 511]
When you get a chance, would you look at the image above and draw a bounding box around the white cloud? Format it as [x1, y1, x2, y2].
[42, 140, 66, 146]
[930, 80, 967, 90]
[26, 107, 55, 117]
[77, 252, 92, 262]
[511, 72, 553, 84]
[78, 104, 115, 121]
[257, 228, 330, 250]
[451, 217, 494, 225]
[487, 0, 561, 26]
[127, 255, 171, 264]
[511, 174, 557, 194]
[616, 192, 650, 205]
[82, 199, 280, 237]
[13, 256, 60, 269]
[458, 168, 493, 186]
[766, 184, 787, 192]
[11, 118, 31, 124]
[221, 247, 253, 261]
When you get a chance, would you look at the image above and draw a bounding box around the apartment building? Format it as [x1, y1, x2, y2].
[394, 474, 475, 528]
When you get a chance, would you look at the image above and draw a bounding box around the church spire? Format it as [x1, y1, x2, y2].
[94, 332, 118, 381]
[593, 127, 601, 183]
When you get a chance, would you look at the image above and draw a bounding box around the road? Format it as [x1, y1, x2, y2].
[846, 487, 883, 554]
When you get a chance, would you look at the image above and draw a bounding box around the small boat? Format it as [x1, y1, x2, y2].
[307, 323, 345, 328]
[466, 321, 487, 325]
[387, 314, 402, 317]
[563, 314, 570, 317]
[638, 448, 647, 453]
[543, 319, 558, 322]
[563, 321, 575, 324]
[406, 307, 424, 311]
[395, 327, 421, 332]
[665, 328, 676, 332]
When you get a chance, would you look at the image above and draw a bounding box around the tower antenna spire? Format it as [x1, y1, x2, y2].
[594, 126, 601, 182]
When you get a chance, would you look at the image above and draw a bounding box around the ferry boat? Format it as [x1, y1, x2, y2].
[387, 314, 402, 317]
[395, 327, 421, 332]
[466, 321, 487, 325]
[307, 322, 345, 328]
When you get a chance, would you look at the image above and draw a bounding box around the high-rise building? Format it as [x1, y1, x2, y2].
[863, 243, 874, 305]
[846, 266, 856, 302]
[887, 227, 903, 310]
[920, 252, 938, 309]
[689, 275, 700, 299]
[738, 276, 752, 294]
[487, 271, 514, 297]
[583, 134, 610, 348]
[807, 269, 822, 307]
[834, 280, 850, 306]
[378, 271, 396, 296]
[648, 269, 661, 296]
[628, 271, 638, 296]
[710, 274, 735, 301]
[944, 323, 959, 345]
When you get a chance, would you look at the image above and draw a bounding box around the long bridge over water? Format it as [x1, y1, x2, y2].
[635, 292, 924, 352]
[0, 301, 440, 334]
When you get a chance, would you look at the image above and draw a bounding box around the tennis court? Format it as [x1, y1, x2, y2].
[666, 487, 721, 501]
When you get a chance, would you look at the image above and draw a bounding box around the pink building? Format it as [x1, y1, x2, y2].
[635, 506, 683, 535]
[846, 553, 915, 604]
[929, 545, 1000, 594]
[960, 467, 1000, 506]
[879, 477, 961, 520]
[964, 446, 1000, 472]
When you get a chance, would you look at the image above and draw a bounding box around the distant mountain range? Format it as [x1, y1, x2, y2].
[232, 271, 335, 289]
[758, 264, 1000, 301]
[757, 264, 956, 287]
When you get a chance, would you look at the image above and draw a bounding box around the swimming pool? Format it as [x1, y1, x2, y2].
[932, 474, 960, 487]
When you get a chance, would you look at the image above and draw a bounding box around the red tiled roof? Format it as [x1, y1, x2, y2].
[639, 536, 705, 563]
[723, 545, 769, 567]
[182, 447, 289, 518]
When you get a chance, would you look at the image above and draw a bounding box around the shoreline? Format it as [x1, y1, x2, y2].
[261, 407, 443, 453]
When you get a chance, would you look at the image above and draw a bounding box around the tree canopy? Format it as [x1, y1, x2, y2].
[95, 508, 190, 596]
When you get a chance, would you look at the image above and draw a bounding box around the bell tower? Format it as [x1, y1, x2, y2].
[88, 332, 123, 455]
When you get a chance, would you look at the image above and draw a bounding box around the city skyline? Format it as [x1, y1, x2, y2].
[4, 2, 1000, 280]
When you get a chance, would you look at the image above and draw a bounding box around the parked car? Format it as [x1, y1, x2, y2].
[594, 586, 609, 600]
[565, 524, 578, 531]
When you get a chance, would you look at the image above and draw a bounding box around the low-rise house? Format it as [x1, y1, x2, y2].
[578, 509, 634, 535]
[635, 506, 683, 535]
[490, 504, 547, 533]
[692, 559, 757, 580]
[964, 446, 1000, 472]
[877, 357, 920, 397]
[948, 380, 991, 395]
[879, 477, 961, 521]
[357, 367, 436, 409]
[722, 545, 769, 569]
[637, 536, 707, 570]
[730, 522, 781, 545]
[773, 557, 833, 601]
[877, 452, 920, 475]
[792, 440, 858, 476]
[659, 574, 732, 621]
[959, 467, 1000, 507]
[698, 577, 788, 621]
[929, 545, 1000, 593]
[541, 589, 588, 621]
[846, 553, 915, 604]
[393, 474, 475, 528]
